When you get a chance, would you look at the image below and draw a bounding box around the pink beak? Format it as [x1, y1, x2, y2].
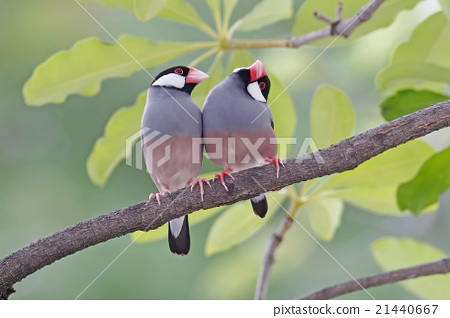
[248, 60, 267, 82]
[186, 67, 209, 84]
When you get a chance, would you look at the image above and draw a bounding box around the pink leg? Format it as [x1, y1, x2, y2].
[264, 157, 285, 178]
[149, 188, 171, 205]
[189, 177, 211, 201]
[213, 168, 234, 191]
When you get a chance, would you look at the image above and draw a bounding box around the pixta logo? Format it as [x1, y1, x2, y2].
[126, 128, 172, 173]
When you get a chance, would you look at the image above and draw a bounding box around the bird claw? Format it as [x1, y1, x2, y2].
[213, 169, 233, 191]
[264, 157, 284, 178]
[189, 177, 211, 201]
[148, 188, 170, 205]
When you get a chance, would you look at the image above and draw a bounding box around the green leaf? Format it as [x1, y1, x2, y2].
[304, 198, 343, 241]
[398, 147, 450, 215]
[226, 50, 253, 74]
[438, 0, 450, 21]
[133, 225, 167, 244]
[133, 0, 167, 21]
[87, 91, 146, 186]
[80, 0, 134, 12]
[323, 140, 435, 190]
[267, 71, 297, 146]
[392, 13, 450, 69]
[205, 191, 287, 255]
[23, 36, 208, 106]
[323, 186, 437, 216]
[376, 13, 450, 95]
[310, 85, 355, 149]
[224, 0, 239, 16]
[157, 0, 217, 38]
[380, 90, 449, 121]
[302, 78, 351, 195]
[132, 205, 224, 243]
[376, 62, 450, 96]
[205, 0, 221, 16]
[81, 0, 166, 21]
[227, 51, 297, 157]
[301, 175, 335, 200]
[372, 237, 450, 299]
[233, 0, 292, 32]
[192, 53, 224, 107]
[292, 0, 422, 47]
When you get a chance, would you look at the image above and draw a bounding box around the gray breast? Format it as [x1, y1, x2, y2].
[141, 86, 202, 138]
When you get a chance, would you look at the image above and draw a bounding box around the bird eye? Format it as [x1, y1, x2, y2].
[259, 82, 266, 90]
[174, 68, 183, 75]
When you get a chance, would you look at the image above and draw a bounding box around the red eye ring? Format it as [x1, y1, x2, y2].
[259, 82, 266, 90]
[174, 68, 183, 75]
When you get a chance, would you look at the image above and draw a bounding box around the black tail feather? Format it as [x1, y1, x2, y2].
[251, 194, 268, 218]
[168, 215, 190, 255]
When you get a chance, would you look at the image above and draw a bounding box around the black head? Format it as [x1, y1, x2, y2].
[234, 62, 271, 102]
[151, 66, 208, 94]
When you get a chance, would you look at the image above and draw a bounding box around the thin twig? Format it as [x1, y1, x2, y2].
[0, 100, 449, 298]
[314, 11, 334, 25]
[254, 202, 298, 300]
[225, 0, 385, 50]
[300, 258, 450, 300]
[336, 2, 344, 21]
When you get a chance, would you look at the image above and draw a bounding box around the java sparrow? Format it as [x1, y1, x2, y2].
[202, 60, 283, 218]
[141, 66, 209, 255]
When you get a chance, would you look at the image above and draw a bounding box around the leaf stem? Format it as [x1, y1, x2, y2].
[222, 1, 235, 35]
[211, 50, 224, 68]
[224, 39, 289, 50]
[194, 42, 220, 48]
[197, 22, 219, 40]
[189, 47, 220, 68]
[209, 1, 223, 37]
[286, 185, 298, 202]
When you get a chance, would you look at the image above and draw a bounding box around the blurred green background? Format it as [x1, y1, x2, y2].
[1, 0, 449, 299]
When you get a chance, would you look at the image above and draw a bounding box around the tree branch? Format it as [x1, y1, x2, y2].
[299, 258, 450, 300]
[254, 186, 303, 300]
[1, 100, 449, 298]
[225, 0, 385, 50]
[255, 100, 450, 299]
[254, 209, 296, 300]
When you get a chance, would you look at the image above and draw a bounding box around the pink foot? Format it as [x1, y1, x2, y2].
[213, 168, 234, 191]
[149, 188, 171, 205]
[264, 157, 285, 178]
[189, 177, 211, 201]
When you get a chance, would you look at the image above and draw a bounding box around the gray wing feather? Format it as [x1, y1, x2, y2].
[203, 74, 273, 135]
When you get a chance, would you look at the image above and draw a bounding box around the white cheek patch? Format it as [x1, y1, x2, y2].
[247, 82, 266, 102]
[152, 73, 185, 89]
